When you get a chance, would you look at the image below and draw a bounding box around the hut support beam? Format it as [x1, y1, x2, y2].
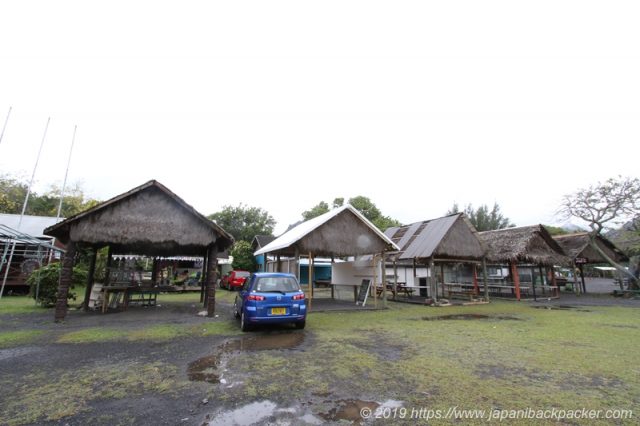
[531, 265, 537, 301]
[206, 245, 218, 317]
[55, 241, 76, 322]
[83, 247, 97, 311]
[429, 259, 437, 303]
[381, 253, 387, 308]
[200, 251, 208, 304]
[578, 264, 587, 294]
[393, 261, 398, 301]
[308, 252, 313, 311]
[510, 261, 521, 301]
[472, 264, 479, 296]
[482, 258, 489, 301]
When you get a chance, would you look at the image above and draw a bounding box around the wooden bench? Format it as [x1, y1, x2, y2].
[128, 289, 159, 306]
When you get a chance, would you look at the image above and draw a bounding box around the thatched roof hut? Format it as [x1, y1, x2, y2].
[553, 232, 628, 264]
[254, 205, 397, 258]
[386, 213, 485, 262]
[479, 225, 569, 266]
[44, 180, 234, 321]
[45, 180, 233, 256]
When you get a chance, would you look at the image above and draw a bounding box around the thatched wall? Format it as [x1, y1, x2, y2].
[480, 225, 569, 266]
[554, 233, 629, 263]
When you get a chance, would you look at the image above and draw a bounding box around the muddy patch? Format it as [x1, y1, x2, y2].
[422, 314, 522, 321]
[0, 346, 40, 361]
[531, 305, 591, 312]
[188, 332, 305, 383]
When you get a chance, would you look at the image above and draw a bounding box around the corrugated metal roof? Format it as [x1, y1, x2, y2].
[254, 204, 399, 256]
[0, 213, 60, 238]
[393, 214, 460, 260]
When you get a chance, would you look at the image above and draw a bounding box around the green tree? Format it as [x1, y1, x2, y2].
[559, 176, 640, 287]
[0, 174, 28, 214]
[208, 204, 276, 242]
[332, 197, 344, 208]
[27, 262, 87, 307]
[0, 174, 99, 217]
[230, 240, 257, 271]
[446, 202, 514, 232]
[302, 201, 330, 221]
[544, 225, 573, 236]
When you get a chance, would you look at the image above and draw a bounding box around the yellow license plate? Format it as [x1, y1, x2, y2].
[271, 307, 286, 315]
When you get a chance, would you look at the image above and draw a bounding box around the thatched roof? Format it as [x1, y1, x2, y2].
[386, 213, 485, 262]
[554, 232, 629, 264]
[44, 180, 234, 256]
[252, 235, 276, 251]
[479, 225, 570, 266]
[254, 205, 398, 257]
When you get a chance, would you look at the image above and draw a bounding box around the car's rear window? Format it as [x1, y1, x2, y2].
[236, 271, 250, 277]
[255, 276, 300, 292]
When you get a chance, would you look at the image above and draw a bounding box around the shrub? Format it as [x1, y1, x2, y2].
[27, 262, 87, 307]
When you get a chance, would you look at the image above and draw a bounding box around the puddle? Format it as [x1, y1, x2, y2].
[319, 399, 379, 423]
[188, 333, 305, 383]
[205, 400, 323, 426]
[531, 305, 591, 312]
[422, 314, 521, 321]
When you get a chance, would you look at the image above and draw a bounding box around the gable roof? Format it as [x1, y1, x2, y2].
[254, 205, 398, 257]
[385, 213, 485, 261]
[44, 180, 234, 256]
[479, 225, 570, 266]
[252, 235, 276, 251]
[553, 232, 629, 263]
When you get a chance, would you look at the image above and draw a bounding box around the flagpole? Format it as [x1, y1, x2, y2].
[0, 106, 11, 146]
[1, 117, 50, 299]
[56, 125, 77, 221]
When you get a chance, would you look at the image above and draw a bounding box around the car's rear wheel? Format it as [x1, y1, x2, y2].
[240, 310, 251, 332]
[294, 320, 306, 330]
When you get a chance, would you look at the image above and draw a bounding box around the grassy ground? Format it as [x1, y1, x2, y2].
[0, 295, 638, 425]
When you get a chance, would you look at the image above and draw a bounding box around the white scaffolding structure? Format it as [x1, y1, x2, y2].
[0, 224, 65, 299]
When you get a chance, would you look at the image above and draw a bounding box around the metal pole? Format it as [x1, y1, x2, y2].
[0, 106, 11, 146]
[0, 118, 50, 299]
[56, 125, 77, 221]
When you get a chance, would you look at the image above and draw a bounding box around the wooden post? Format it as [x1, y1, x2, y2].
[55, 241, 76, 322]
[530, 266, 537, 301]
[200, 251, 208, 305]
[277, 254, 281, 272]
[482, 258, 489, 301]
[429, 258, 437, 303]
[151, 258, 158, 285]
[308, 252, 313, 311]
[510, 260, 521, 301]
[472, 264, 479, 295]
[83, 247, 97, 311]
[549, 266, 558, 297]
[440, 263, 445, 299]
[294, 247, 300, 279]
[372, 254, 377, 308]
[393, 260, 398, 301]
[206, 244, 218, 317]
[104, 246, 113, 285]
[572, 262, 580, 294]
[578, 264, 587, 294]
[381, 252, 387, 308]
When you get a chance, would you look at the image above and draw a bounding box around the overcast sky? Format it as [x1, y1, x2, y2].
[1, 1, 639, 234]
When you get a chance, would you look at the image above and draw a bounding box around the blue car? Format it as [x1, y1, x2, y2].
[233, 273, 307, 331]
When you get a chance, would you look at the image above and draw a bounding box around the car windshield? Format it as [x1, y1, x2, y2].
[255, 276, 300, 293]
[236, 271, 250, 277]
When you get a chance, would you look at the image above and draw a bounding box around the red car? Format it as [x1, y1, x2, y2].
[221, 270, 250, 290]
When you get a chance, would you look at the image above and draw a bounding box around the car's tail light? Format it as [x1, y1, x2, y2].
[247, 294, 265, 301]
[292, 293, 305, 300]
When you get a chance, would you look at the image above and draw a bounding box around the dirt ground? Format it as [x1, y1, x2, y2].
[1, 292, 639, 425]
